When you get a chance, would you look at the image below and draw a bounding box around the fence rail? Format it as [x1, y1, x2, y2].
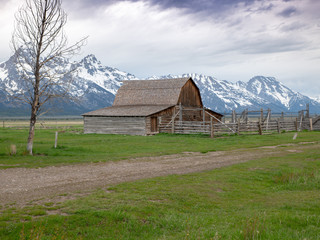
[160, 117, 320, 136]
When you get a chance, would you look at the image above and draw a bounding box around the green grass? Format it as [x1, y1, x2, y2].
[0, 142, 320, 239]
[0, 127, 319, 168]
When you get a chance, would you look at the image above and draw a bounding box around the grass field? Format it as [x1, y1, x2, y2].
[0, 126, 320, 239]
[1, 125, 320, 169]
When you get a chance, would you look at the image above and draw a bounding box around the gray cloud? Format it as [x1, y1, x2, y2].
[0, 0, 13, 10]
[147, 0, 256, 11]
[278, 6, 297, 17]
[256, 3, 274, 12]
[64, 0, 257, 19]
[280, 22, 306, 32]
[1, 0, 320, 98]
[239, 38, 307, 54]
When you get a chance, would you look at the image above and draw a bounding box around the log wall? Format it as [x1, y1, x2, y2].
[84, 116, 146, 135]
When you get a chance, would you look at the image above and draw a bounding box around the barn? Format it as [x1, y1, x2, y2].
[82, 77, 222, 135]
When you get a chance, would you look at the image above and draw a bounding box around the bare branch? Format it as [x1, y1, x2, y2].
[11, 0, 87, 154]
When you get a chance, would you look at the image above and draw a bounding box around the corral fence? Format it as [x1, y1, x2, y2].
[160, 105, 320, 137]
[160, 118, 319, 136]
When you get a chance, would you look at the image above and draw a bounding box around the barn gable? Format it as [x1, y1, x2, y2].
[178, 79, 202, 107]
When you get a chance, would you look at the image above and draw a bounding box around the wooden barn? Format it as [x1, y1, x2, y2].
[82, 77, 223, 135]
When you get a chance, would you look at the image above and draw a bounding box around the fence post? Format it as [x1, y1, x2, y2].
[295, 118, 298, 131]
[245, 109, 248, 124]
[179, 102, 182, 124]
[310, 118, 313, 131]
[171, 117, 175, 133]
[299, 114, 303, 131]
[232, 110, 236, 123]
[266, 109, 270, 131]
[54, 131, 58, 148]
[202, 107, 205, 125]
[2, 121, 4, 128]
[210, 117, 214, 138]
[237, 118, 240, 135]
[258, 120, 262, 135]
[171, 108, 176, 133]
[277, 119, 281, 134]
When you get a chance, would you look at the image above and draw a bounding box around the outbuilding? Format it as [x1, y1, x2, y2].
[83, 77, 222, 135]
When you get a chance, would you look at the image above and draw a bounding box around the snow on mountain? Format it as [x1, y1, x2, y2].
[1, 49, 320, 116]
[0, 50, 136, 116]
[0, 66, 7, 80]
[148, 73, 320, 113]
[74, 54, 136, 95]
[311, 96, 320, 103]
[244, 76, 320, 112]
[245, 76, 293, 108]
[149, 73, 273, 112]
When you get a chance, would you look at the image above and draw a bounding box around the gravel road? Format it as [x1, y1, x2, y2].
[0, 143, 315, 206]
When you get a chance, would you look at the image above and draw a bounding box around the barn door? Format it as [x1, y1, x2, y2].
[151, 117, 158, 132]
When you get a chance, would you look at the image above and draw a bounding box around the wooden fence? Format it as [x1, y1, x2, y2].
[159, 117, 320, 137]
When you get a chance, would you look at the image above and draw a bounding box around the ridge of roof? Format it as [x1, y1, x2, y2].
[122, 77, 190, 83]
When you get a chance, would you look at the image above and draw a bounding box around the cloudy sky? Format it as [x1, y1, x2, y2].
[0, 0, 319, 97]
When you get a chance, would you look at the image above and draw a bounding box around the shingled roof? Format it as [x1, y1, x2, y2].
[113, 77, 192, 106]
[83, 105, 172, 117]
[83, 77, 203, 117]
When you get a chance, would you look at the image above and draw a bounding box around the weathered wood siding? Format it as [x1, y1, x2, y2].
[313, 117, 320, 130]
[149, 105, 223, 133]
[84, 116, 146, 135]
[178, 80, 202, 107]
[145, 116, 156, 135]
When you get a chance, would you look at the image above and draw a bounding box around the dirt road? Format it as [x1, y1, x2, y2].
[0, 143, 315, 205]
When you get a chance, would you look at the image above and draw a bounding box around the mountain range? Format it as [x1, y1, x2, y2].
[1, 51, 320, 116]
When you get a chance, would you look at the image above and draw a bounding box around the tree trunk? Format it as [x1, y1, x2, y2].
[27, 43, 41, 155]
[27, 105, 38, 155]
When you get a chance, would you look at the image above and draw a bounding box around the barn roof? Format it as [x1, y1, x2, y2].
[82, 77, 211, 117]
[113, 77, 193, 106]
[83, 105, 173, 117]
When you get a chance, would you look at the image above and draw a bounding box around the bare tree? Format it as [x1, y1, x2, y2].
[11, 0, 87, 155]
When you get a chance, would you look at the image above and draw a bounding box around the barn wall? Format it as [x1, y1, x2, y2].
[84, 116, 146, 135]
[157, 106, 222, 122]
[178, 80, 202, 107]
[313, 117, 320, 130]
[147, 106, 223, 134]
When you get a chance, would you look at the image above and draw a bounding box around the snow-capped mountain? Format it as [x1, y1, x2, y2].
[311, 96, 320, 104]
[149, 74, 274, 112]
[74, 54, 136, 95]
[0, 51, 136, 116]
[243, 76, 319, 112]
[1, 50, 319, 116]
[150, 74, 320, 113]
